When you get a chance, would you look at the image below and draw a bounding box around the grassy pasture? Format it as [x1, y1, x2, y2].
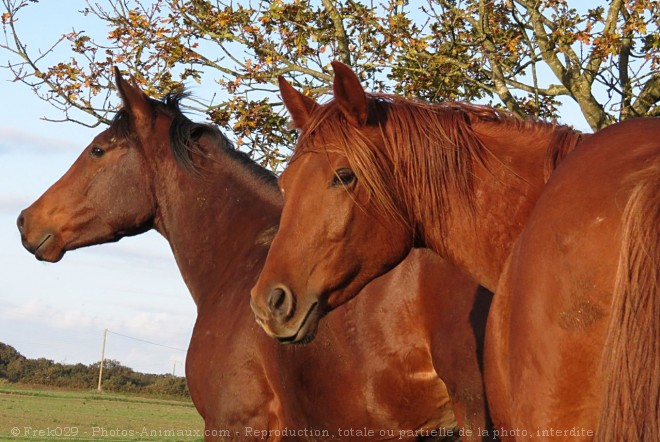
[0, 383, 203, 441]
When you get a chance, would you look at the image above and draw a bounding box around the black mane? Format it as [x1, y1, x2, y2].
[110, 91, 277, 185]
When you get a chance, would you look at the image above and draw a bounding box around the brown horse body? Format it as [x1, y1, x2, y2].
[17, 71, 494, 439]
[486, 118, 659, 440]
[252, 63, 658, 439]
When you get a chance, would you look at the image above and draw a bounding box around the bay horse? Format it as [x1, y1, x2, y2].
[251, 62, 657, 439]
[17, 69, 495, 439]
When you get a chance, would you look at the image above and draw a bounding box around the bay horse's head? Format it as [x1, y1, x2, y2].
[250, 62, 415, 343]
[17, 69, 167, 262]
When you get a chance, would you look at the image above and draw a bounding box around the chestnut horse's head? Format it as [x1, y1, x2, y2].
[250, 62, 415, 343]
[17, 69, 163, 262]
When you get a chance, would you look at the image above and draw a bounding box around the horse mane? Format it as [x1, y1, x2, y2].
[110, 91, 277, 186]
[434, 102, 585, 182]
[293, 95, 583, 242]
[543, 126, 587, 182]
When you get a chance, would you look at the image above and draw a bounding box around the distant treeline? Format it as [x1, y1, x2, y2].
[0, 342, 189, 397]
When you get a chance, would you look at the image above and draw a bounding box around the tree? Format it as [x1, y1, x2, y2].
[2, 0, 658, 170]
[0, 343, 25, 380]
[147, 375, 189, 396]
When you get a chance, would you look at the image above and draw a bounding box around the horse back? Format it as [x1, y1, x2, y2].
[491, 117, 659, 438]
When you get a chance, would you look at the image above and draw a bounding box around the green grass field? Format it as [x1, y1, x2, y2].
[0, 383, 204, 441]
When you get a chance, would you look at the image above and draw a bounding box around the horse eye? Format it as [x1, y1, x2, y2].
[332, 168, 356, 187]
[90, 146, 106, 158]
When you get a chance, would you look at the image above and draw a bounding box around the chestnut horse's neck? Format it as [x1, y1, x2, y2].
[401, 107, 584, 291]
[151, 135, 282, 307]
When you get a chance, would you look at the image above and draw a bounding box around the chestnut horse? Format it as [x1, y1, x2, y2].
[17, 69, 495, 440]
[250, 62, 657, 439]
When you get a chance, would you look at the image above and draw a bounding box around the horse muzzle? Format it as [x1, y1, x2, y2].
[250, 285, 321, 345]
[17, 210, 64, 263]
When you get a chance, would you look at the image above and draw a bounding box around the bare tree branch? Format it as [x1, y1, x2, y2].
[632, 72, 660, 117]
[322, 0, 351, 65]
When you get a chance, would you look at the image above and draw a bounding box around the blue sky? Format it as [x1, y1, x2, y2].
[0, 1, 597, 376]
[0, 1, 193, 375]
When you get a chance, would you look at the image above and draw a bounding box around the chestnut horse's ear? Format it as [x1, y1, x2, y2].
[113, 66, 151, 127]
[331, 61, 368, 127]
[278, 76, 318, 129]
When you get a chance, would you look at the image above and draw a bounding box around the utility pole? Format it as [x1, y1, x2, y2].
[97, 328, 107, 391]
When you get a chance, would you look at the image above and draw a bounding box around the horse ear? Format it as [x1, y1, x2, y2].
[128, 72, 140, 88]
[331, 61, 368, 127]
[278, 76, 318, 129]
[113, 67, 151, 126]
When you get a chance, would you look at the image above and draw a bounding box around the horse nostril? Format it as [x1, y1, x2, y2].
[16, 212, 25, 234]
[267, 286, 295, 321]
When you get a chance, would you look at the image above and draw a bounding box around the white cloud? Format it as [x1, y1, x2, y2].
[120, 311, 192, 344]
[1, 298, 191, 342]
[0, 125, 81, 153]
[0, 298, 193, 374]
[1, 299, 96, 330]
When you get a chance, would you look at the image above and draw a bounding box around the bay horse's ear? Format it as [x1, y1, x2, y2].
[331, 61, 368, 127]
[113, 66, 151, 127]
[278, 76, 318, 130]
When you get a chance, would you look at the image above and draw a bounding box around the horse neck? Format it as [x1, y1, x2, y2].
[151, 146, 282, 307]
[421, 119, 582, 291]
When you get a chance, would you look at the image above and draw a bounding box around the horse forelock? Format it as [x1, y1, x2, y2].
[290, 98, 409, 231]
